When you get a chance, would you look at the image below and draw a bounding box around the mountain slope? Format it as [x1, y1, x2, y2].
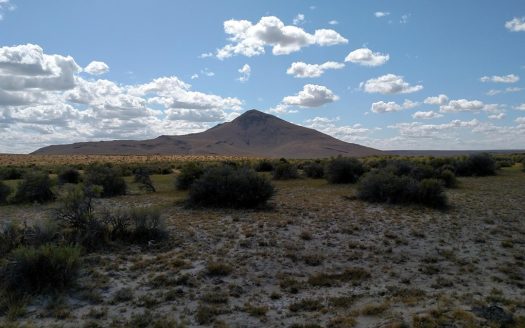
[32, 109, 383, 158]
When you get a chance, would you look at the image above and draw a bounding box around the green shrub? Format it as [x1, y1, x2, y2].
[189, 166, 274, 208]
[0, 166, 25, 180]
[303, 162, 324, 179]
[254, 159, 274, 172]
[57, 167, 80, 185]
[0, 221, 60, 258]
[357, 170, 447, 208]
[0, 244, 81, 296]
[110, 207, 168, 243]
[273, 162, 298, 180]
[14, 171, 55, 203]
[0, 181, 12, 204]
[55, 186, 109, 250]
[439, 169, 457, 188]
[175, 162, 205, 190]
[455, 153, 497, 176]
[325, 157, 364, 184]
[84, 164, 126, 197]
[418, 179, 447, 208]
[134, 167, 156, 192]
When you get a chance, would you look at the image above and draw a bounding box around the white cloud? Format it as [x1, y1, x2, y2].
[293, 13, 305, 25]
[286, 61, 344, 78]
[237, 64, 251, 82]
[374, 12, 390, 18]
[344, 48, 389, 67]
[84, 61, 109, 75]
[0, 0, 15, 21]
[216, 16, 348, 59]
[439, 99, 502, 113]
[515, 117, 525, 124]
[0, 44, 246, 153]
[515, 104, 525, 111]
[282, 84, 338, 108]
[200, 68, 214, 77]
[199, 52, 213, 58]
[191, 74, 199, 80]
[360, 74, 423, 94]
[402, 99, 419, 109]
[328, 20, 339, 25]
[480, 74, 519, 83]
[371, 99, 418, 113]
[488, 113, 506, 120]
[486, 87, 523, 96]
[0, 43, 81, 91]
[505, 17, 525, 32]
[400, 14, 410, 24]
[424, 94, 449, 105]
[371, 101, 401, 113]
[303, 116, 371, 143]
[412, 111, 443, 119]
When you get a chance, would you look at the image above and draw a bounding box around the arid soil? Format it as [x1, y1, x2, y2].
[1, 168, 524, 327]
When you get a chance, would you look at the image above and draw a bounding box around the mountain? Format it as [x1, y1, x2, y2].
[32, 109, 383, 158]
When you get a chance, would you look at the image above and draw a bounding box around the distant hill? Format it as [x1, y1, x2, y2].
[32, 109, 383, 158]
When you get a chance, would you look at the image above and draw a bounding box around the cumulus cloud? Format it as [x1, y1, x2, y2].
[282, 84, 339, 107]
[216, 16, 348, 59]
[0, 44, 245, 152]
[412, 111, 443, 119]
[486, 87, 523, 96]
[344, 48, 389, 67]
[286, 61, 344, 78]
[439, 99, 502, 113]
[374, 12, 390, 18]
[505, 17, 525, 32]
[303, 116, 371, 143]
[516, 117, 525, 124]
[515, 103, 525, 111]
[269, 84, 338, 114]
[360, 74, 423, 94]
[84, 61, 109, 75]
[488, 113, 506, 120]
[0, 0, 15, 20]
[328, 20, 339, 25]
[293, 13, 304, 25]
[480, 74, 519, 83]
[424, 94, 449, 106]
[237, 64, 251, 82]
[370, 99, 418, 113]
[0, 43, 81, 91]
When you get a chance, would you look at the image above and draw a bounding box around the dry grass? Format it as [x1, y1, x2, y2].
[1, 166, 525, 327]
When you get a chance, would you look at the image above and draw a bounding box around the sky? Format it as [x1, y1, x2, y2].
[0, 0, 524, 153]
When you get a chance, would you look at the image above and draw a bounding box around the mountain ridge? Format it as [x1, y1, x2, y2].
[32, 109, 383, 158]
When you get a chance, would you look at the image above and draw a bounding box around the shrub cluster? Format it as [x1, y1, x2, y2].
[13, 171, 55, 204]
[56, 186, 166, 249]
[325, 157, 365, 184]
[57, 167, 81, 184]
[176, 162, 205, 190]
[134, 167, 156, 192]
[0, 181, 11, 204]
[302, 161, 324, 179]
[455, 153, 497, 177]
[0, 244, 81, 296]
[84, 164, 127, 197]
[273, 162, 298, 180]
[0, 167, 25, 180]
[188, 166, 274, 208]
[357, 170, 447, 208]
[254, 159, 274, 172]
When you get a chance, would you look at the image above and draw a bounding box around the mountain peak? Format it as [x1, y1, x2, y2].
[233, 109, 277, 129]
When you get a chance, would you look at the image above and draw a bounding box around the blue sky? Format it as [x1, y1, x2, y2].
[0, 0, 524, 153]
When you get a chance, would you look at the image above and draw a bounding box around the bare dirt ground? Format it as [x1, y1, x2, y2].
[1, 167, 524, 327]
